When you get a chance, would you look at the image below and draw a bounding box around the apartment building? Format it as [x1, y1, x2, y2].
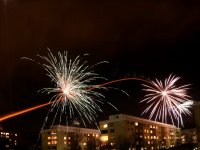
[99, 114, 181, 150]
[0, 126, 18, 150]
[41, 125, 101, 150]
[181, 128, 197, 144]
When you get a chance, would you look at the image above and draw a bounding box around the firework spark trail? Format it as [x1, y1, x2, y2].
[0, 101, 52, 122]
[140, 74, 193, 127]
[0, 77, 151, 122]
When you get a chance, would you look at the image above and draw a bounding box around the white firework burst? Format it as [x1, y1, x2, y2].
[25, 49, 116, 127]
[140, 74, 193, 127]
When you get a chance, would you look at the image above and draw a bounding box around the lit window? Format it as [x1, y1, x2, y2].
[48, 136, 51, 140]
[48, 142, 51, 145]
[15, 134, 17, 136]
[68, 137, 71, 140]
[83, 142, 86, 146]
[150, 125, 152, 128]
[150, 130, 153, 133]
[103, 124, 108, 128]
[64, 137, 67, 140]
[96, 134, 99, 137]
[6, 133, 9, 135]
[51, 132, 57, 135]
[52, 141, 57, 144]
[88, 134, 90, 136]
[135, 122, 138, 126]
[100, 135, 108, 142]
[64, 141, 67, 144]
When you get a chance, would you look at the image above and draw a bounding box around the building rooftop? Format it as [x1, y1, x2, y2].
[100, 114, 179, 129]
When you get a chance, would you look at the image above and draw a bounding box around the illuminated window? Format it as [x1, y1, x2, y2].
[15, 133, 17, 136]
[6, 133, 9, 135]
[96, 134, 99, 137]
[100, 135, 108, 142]
[103, 124, 108, 128]
[150, 125, 152, 128]
[150, 130, 153, 133]
[52, 141, 57, 144]
[48, 142, 51, 145]
[64, 141, 67, 144]
[64, 136, 67, 140]
[135, 122, 138, 126]
[88, 134, 90, 136]
[83, 142, 86, 146]
[48, 136, 51, 139]
[51, 132, 57, 135]
[68, 137, 71, 140]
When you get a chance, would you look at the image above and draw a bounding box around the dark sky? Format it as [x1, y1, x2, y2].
[0, 0, 200, 142]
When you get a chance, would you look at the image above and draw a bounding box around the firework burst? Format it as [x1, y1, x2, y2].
[24, 49, 118, 127]
[140, 74, 193, 127]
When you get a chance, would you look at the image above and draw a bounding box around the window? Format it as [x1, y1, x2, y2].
[101, 130, 108, 134]
[100, 135, 108, 142]
[109, 123, 113, 126]
[103, 124, 108, 129]
[135, 122, 138, 126]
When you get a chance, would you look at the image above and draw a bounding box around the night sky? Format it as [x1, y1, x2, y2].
[1, 0, 200, 144]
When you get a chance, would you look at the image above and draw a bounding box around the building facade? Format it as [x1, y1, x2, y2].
[41, 125, 101, 150]
[99, 114, 181, 150]
[0, 126, 18, 150]
[181, 128, 197, 144]
[194, 101, 200, 149]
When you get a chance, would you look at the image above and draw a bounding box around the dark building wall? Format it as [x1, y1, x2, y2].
[194, 102, 200, 149]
